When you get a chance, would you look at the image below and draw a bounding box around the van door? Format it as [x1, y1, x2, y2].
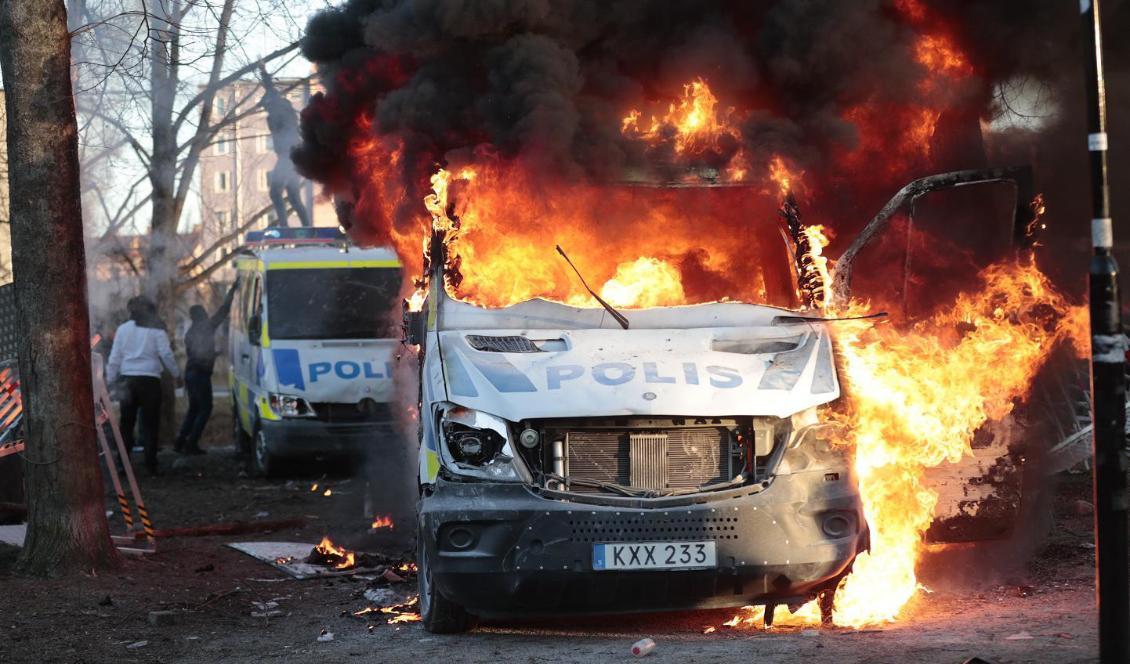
[231, 265, 263, 432]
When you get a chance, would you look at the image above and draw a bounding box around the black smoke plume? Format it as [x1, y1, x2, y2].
[293, 0, 1130, 291]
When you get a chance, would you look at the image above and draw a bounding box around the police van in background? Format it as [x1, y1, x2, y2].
[230, 227, 402, 476]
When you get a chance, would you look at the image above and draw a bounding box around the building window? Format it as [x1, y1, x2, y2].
[257, 133, 273, 152]
[214, 138, 230, 156]
[213, 96, 228, 116]
[258, 169, 270, 192]
[216, 210, 230, 225]
[215, 171, 230, 193]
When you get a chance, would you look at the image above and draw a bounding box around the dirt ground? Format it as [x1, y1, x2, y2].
[0, 398, 1110, 663]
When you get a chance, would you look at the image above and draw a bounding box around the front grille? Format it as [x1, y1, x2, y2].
[310, 401, 392, 424]
[565, 427, 731, 492]
[569, 514, 741, 543]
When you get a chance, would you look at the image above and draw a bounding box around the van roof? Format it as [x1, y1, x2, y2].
[236, 244, 401, 270]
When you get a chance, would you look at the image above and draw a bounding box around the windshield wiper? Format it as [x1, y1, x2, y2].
[772, 311, 888, 325]
[555, 245, 630, 330]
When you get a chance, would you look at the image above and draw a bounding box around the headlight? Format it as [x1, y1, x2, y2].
[268, 393, 316, 418]
[438, 406, 522, 482]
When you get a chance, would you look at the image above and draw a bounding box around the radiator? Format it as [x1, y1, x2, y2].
[565, 428, 730, 492]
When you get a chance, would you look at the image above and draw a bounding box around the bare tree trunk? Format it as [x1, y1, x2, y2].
[0, 0, 120, 575]
[147, 1, 182, 445]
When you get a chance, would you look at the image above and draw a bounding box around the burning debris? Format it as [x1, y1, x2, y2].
[305, 536, 416, 578]
[353, 596, 422, 625]
[309, 536, 356, 570]
[369, 515, 394, 530]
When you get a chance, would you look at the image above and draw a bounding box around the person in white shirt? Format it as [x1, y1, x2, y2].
[106, 296, 181, 475]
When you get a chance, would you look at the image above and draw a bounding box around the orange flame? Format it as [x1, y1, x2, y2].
[827, 260, 1085, 626]
[800, 224, 834, 309]
[768, 155, 802, 198]
[621, 78, 740, 156]
[599, 257, 686, 309]
[406, 163, 785, 309]
[315, 536, 356, 570]
[704, 260, 1086, 631]
[370, 515, 394, 530]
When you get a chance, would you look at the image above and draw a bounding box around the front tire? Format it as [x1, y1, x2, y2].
[233, 398, 251, 458]
[253, 428, 279, 478]
[417, 515, 475, 633]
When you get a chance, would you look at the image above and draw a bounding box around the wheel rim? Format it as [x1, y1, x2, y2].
[255, 431, 268, 471]
[418, 528, 432, 618]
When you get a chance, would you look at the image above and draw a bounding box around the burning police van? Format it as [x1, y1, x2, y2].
[408, 167, 1044, 633]
[230, 227, 402, 476]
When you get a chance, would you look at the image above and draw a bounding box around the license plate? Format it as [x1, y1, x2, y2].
[592, 541, 716, 571]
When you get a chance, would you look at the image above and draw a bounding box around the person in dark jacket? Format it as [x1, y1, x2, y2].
[175, 281, 238, 455]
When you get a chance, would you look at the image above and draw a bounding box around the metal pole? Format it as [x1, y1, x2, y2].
[1082, 1, 1129, 661]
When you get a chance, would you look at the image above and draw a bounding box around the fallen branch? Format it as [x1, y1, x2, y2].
[152, 517, 304, 539]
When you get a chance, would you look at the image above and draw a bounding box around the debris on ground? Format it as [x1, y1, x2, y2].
[352, 596, 421, 626]
[148, 610, 178, 626]
[631, 638, 656, 657]
[126, 641, 148, 650]
[363, 587, 398, 605]
[250, 600, 285, 618]
[317, 628, 334, 642]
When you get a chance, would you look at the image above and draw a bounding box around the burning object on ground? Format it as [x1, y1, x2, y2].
[353, 596, 421, 626]
[308, 536, 356, 570]
[305, 536, 417, 579]
[370, 515, 394, 530]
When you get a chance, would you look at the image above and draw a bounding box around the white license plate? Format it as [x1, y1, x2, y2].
[592, 541, 716, 571]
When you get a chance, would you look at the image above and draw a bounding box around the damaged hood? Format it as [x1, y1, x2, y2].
[436, 324, 839, 421]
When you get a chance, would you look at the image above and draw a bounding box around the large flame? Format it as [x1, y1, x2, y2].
[828, 261, 1085, 626]
[711, 260, 1085, 630]
[343, 33, 1084, 628]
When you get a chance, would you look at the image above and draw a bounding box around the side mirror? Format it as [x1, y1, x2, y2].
[404, 308, 425, 346]
[248, 314, 262, 345]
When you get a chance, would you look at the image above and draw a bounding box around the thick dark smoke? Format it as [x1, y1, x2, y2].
[293, 0, 1130, 293]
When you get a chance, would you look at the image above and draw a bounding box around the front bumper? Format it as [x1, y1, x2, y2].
[420, 469, 866, 617]
[260, 419, 395, 458]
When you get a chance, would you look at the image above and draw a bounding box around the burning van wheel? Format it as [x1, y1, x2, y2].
[253, 429, 278, 478]
[417, 522, 475, 633]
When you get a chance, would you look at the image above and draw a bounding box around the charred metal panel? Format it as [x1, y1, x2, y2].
[925, 416, 1022, 542]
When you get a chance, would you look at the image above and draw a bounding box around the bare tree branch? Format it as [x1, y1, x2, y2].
[178, 202, 275, 276]
[171, 40, 300, 136]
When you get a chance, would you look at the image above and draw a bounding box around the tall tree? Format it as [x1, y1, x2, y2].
[0, 0, 120, 574]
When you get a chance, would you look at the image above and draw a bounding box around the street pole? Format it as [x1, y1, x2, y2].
[1082, 1, 1129, 661]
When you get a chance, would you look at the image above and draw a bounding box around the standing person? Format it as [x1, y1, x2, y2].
[106, 296, 180, 476]
[258, 65, 312, 227]
[175, 281, 238, 455]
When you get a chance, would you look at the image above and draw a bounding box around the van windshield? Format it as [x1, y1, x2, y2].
[266, 267, 401, 340]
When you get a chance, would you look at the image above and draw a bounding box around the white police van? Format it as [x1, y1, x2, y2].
[230, 227, 402, 476]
